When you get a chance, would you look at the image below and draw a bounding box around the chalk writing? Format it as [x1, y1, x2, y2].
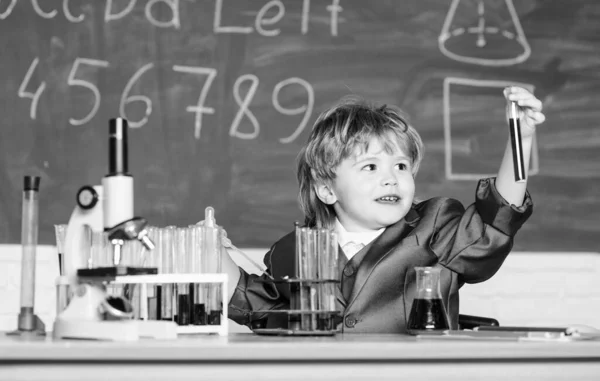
[273, 77, 314, 144]
[443, 77, 539, 180]
[17, 57, 314, 143]
[230, 74, 260, 140]
[438, 0, 531, 66]
[0, 0, 16, 19]
[2, 0, 341, 35]
[172, 65, 217, 140]
[67, 58, 110, 126]
[17, 57, 45, 120]
[120, 63, 155, 129]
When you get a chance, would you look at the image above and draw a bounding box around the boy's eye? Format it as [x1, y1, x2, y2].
[396, 163, 409, 171]
[362, 164, 376, 171]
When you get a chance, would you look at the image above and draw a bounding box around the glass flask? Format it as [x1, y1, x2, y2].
[407, 266, 449, 334]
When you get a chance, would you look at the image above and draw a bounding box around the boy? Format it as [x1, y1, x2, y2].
[221, 87, 544, 333]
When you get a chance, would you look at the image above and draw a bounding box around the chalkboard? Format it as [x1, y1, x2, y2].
[1, 0, 599, 251]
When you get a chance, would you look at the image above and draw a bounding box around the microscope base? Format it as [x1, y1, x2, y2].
[52, 319, 177, 341]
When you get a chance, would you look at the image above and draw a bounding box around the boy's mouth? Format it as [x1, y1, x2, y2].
[375, 195, 400, 203]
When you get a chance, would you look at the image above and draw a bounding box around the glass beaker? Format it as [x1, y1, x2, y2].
[407, 266, 449, 334]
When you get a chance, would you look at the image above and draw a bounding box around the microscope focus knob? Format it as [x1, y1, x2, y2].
[76, 186, 99, 210]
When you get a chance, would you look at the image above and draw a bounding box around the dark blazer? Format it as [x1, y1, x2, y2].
[228, 178, 533, 333]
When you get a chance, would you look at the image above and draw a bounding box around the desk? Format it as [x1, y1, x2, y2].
[1, 333, 600, 380]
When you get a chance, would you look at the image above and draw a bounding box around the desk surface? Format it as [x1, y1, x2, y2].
[2, 332, 600, 361]
[2, 332, 600, 381]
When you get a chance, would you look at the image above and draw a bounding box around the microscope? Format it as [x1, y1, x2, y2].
[53, 118, 176, 341]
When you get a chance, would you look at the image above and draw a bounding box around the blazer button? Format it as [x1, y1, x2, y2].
[345, 315, 357, 328]
[343, 266, 354, 277]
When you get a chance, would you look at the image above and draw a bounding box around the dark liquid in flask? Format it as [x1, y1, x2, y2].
[407, 298, 449, 334]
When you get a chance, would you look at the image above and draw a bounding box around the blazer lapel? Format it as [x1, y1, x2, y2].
[347, 214, 418, 307]
[335, 250, 348, 308]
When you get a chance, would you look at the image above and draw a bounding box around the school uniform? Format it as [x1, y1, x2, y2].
[228, 178, 533, 333]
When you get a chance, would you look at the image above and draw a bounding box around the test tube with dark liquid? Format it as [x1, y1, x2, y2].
[174, 228, 191, 325]
[203, 208, 222, 325]
[187, 224, 207, 325]
[145, 226, 160, 320]
[509, 101, 526, 182]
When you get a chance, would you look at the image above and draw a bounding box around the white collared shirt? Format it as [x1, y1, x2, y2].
[335, 219, 385, 260]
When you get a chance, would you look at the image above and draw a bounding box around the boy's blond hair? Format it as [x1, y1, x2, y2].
[296, 96, 424, 228]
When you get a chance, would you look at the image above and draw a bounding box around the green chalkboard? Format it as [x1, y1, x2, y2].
[0, 0, 599, 251]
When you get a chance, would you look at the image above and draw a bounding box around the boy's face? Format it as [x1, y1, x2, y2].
[317, 136, 415, 232]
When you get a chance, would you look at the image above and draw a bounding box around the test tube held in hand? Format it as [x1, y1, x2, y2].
[509, 101, 526, 182]
[16, 176, 46, 334]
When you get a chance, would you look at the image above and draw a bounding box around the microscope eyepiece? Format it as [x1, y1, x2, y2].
[108, 118, 129, 176]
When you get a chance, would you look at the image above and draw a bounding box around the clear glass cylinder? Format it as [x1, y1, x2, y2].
[407, 266, 449, 334]
[160, 226, 175, 320]
[20, 188, 39, 309]
[202, 225, 222, 325]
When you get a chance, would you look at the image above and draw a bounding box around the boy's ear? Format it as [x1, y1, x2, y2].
[315, 183, 337, 205]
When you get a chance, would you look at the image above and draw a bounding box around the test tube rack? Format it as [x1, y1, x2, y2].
[251, 277, 341, 336]
[111, 273, 229, 336]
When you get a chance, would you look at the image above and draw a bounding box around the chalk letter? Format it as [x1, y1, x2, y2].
[105, 0, 136, 22]
[326, 0, 342, 36]
[146, 0, 180, 29]
[32, 0, 57, 19]
[255, 0, 284, 37]
[64, 0, 84, 22]
[301, 0, 310, 34]
[214, 0, 252, 34]
[0, 0, 18, 19]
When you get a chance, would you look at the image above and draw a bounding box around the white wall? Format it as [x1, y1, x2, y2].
[1, 245, 599, 332]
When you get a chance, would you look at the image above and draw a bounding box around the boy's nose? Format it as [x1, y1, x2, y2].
[381, 173, 398, 186]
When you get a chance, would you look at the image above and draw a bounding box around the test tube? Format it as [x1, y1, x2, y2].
[53, 224, 69, 315]
[90, 230, 109, 268]
[17, 176, 44, 333]
[175, 227, 191, 325]
[146, 226, 161, 320]
[509, 100, 526, 182]
[289, 223, 303, 330]
[297, 227, 317, 330]
[122, 239, 143, 317]
[54, 224, 67, 276]
[203, 207, 222, 325]
[317, 229, 338, 330]
[189, 225, 207, 325]
[160, 226, 176, 321]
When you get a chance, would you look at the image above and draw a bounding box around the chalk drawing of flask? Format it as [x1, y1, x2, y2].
[438, 0, 531, 66]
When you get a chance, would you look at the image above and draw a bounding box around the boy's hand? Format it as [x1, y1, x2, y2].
[195, 220, 232, 247]
[503, 86, 546, 138]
